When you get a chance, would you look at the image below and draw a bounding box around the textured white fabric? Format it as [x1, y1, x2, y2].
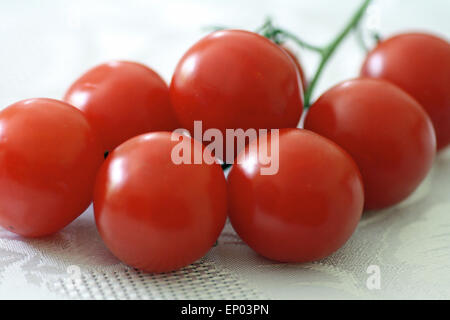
[0, 0, 449, 299]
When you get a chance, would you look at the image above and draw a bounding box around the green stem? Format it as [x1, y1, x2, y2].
[355, 21, 369, 52]
[258, 18, 322, 52]
[202, 25, 228, 32]
[255, 18, 273, 34]
[272, 28, 324, 53]
[355, 21, 383, 53]
[372, 31, 382, 44]
[303, 0, 372, 109]
[205, 0, 372, 109]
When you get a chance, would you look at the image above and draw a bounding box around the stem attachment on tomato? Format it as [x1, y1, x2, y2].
[202, 25, 228, 32]
[205, 0, 372, 109]
[372, 32, 382, 43]
[355, 19, 382, 53]
[303, 0, 372, 109]
[258, 18, 323, 52]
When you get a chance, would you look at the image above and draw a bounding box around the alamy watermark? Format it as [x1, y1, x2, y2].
[366, 265, 381, 290]
[170, 121, 280, 175]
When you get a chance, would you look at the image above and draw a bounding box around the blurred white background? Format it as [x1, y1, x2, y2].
[0, 0, 449, 109]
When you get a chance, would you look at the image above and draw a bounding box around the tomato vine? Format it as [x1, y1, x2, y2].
[261, 0, 373, 108]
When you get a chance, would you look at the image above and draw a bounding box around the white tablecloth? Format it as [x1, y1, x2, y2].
[0, 0, 449, 299]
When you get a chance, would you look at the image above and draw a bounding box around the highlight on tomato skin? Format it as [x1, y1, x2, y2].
[64, 60, 179, 153]
[304, 78, 437, 211]
[169, 29, 304, 162]
[0, 98, 104, 238]
[93, 132, 228, 273]
[227, 128, 364, 263]
[360, 32, 450, 151]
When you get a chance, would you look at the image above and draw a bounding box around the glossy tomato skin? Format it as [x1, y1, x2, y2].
[361, 33, 450, 150]
[64, 61, 179, 152]
[94, 132, 227, 273]
[227, 129, 364, 263]
[304, 78, 436, 210]
[0, 98, 104, 237]
[281, 46, 307, 92]
[170, 30, 303, 161]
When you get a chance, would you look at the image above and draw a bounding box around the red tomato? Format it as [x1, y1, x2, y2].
[227, 128, 364, 262]
[94, 132, 227, 272]
[64, 61, 179, 152]
[170, 30, 303, 161]
[304, 78, 436, 210]
[0, 98, 103, 237]
[361, 33, 450, 150]
[281, 46, 307, 92]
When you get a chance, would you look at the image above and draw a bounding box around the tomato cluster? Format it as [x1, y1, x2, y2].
[0, 25, 448, 273]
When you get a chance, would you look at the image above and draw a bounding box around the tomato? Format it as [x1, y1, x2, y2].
[0, 98, 103, 237]
[64, 61, 179, 153]
[170, 30, 303, 161]
[281, 46, 307, 92]
[361, 33, 450, 150]
[227, 128, 364, 262]
[94, 132, 227, 272]
[304, 78, 436, 210]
